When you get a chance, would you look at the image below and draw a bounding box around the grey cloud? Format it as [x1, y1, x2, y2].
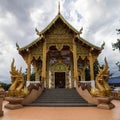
[0, 0, 31, 25]
[0, 0, 58, 47]
[88, 0, 120, 33]
[0, 0, 120, 83]
[0, 0, 58, 83]
[75, 10, 82, 22]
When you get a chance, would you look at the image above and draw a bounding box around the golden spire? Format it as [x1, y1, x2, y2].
[58, 1, 60, 14]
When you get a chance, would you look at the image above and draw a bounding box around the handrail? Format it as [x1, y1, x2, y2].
[76, 81, 98, 105]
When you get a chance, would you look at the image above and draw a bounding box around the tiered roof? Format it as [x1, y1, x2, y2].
[19, 12, 102, 52]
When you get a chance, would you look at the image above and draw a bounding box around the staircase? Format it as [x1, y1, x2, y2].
[27, 88, 95, 107]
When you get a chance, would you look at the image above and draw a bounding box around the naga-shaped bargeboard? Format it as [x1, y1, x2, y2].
[90, 58, 111, 97]
[8, 59, 29, 97]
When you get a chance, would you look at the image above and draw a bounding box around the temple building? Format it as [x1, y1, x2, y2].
[17, 7, 102, 89]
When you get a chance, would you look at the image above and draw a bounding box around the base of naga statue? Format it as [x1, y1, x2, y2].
[0, 97, 3, 116]
[5, 97, 24, 110]
[97, 97, 115, 109]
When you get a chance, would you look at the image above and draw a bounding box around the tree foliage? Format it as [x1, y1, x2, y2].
[94, 59, 99, 78]
[0, 82, 11, 91]
[85, 59, 99, 81]
[112, 39, 120, 51]
[22, 69, 35, 82]
[112, 29, 120, 71]
[112, 29, 120, 51]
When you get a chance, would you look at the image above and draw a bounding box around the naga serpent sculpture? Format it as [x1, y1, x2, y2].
[90, 58, 111, 97]
[8, 59, 29, 97]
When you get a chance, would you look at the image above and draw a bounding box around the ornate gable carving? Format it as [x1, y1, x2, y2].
[45, 20, 73, 44]
[76, 42, 90, 59]
[30, 43, 43, 60]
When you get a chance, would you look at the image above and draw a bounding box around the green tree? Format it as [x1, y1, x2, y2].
[22, 68, 35, 82]
[85, 59, 99, 80]
[94, 59, 99, 79]
[85, 66, 90, 81]
[112, 29, 120, 71]
[0, 82, 11, 91]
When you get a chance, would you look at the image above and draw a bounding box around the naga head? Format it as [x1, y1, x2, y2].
[10, 58, 23, 79]
[97, 57, 109, 81]
[10, 58, 17, 75]
[101, 57, 109, 80]
[93, 57, 111, 97]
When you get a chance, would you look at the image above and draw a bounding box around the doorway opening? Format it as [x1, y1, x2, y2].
[55, 72, 65, 88]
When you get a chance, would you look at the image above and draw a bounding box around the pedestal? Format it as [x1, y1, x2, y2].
[5, 97, 24, 110]
[97, 97, 115, 110]
[0, 97, 3, 116]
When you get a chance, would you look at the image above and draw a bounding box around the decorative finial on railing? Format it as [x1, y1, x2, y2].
[35, 28, 40, 35]
[101, 41, 105, 49]
[79, 27, 83, 35]
[58, 1, 60, 14]
[16, 43, 20, 50]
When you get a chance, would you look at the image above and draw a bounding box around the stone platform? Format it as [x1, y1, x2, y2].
[5, 97, 24, 110]
[0, 97, 3, 116]
[97, 97, 115, 109]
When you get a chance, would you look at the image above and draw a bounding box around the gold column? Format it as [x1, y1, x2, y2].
[66, 69, 69, 88]
[42, 41, 47, 85]
[46, 59, 49, 88]
[73, 38, 78, 82]
[89, 53, 94, 80]
[82, 69, 85, 80]
[79, 67, 85, 81]
[35, 69, 39, 81]
[71, 56, 74, 88]
[83, 66, 87, 81]
[81, 69, 85, 81]
[27, 54, 31, 81]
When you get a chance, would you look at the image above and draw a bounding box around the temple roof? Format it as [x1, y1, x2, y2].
[19, 37, 43, 52]
[76, 35, 102, 51]
[19, 12, 102, 52]
[38, 13, 79, 35]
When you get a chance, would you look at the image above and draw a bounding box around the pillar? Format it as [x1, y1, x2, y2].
[73, 38, 78, 83]
[35, 69, 39, 81]
[42, 41, 47, 86]
[79, 66, 86, 81]
[89, 53, 94, 80]
[83, 69, 86, 80]
[70, 56, 74, 88]
[81, 68, 86, 81]
[27, 54, 31, 81]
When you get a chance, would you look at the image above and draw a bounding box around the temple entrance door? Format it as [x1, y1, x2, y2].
[55, 72, 65, 88]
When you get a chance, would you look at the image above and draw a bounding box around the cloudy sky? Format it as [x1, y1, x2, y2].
[0, 0, 120, 83]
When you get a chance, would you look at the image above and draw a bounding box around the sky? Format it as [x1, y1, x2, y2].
[0, 0, 120, 83]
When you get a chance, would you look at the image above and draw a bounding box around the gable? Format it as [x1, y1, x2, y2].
[39, 13, 79, 35]
[30, 42, 43, 59]
[19, 13, 101, 53]
[45, 18, 74, 44]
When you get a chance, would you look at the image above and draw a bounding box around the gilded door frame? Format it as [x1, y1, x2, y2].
[51, 60, 69, 88]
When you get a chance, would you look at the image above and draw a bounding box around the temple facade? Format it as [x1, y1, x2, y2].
[17, 10, 102, 89]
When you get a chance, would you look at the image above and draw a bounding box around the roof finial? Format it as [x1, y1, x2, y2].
[58, 1, 60, 14]
[79, 27, 83, 35]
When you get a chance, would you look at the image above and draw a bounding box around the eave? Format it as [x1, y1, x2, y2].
[76, 35, 102, 52]
[18, 12, 102, 54]
[19, 36, 44, 53]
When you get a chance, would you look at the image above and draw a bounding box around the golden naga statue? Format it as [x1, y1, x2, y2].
[90, 58, 111, 97]
[8, 59, 29, 97]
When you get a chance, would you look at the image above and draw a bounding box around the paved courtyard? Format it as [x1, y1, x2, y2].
[1, 100, 120, 120]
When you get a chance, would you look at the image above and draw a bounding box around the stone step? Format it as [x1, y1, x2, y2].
[29, 103, 93, 107]
[27, 88, 95, 107]
[36, 98, 84, 101]
[35, 99, 86, 102]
